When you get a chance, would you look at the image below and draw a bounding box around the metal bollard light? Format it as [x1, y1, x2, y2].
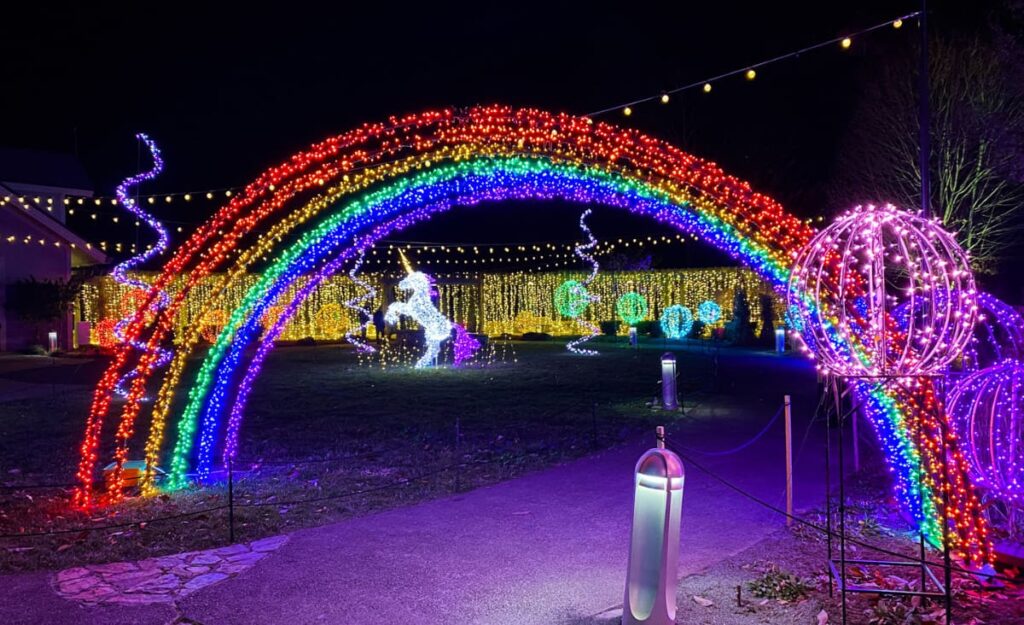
[623, 426, 685, 625]
[629, 326, 639, 348]
[660, 353, 679, 411]
[774, 327, 786, 353]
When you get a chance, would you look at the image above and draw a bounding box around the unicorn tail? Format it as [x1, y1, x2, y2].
[452, 323, 481, 367]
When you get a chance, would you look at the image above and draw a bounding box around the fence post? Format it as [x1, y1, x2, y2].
[852, 403, 860, 473]
[227, 458, 235, 543]
[784, 395, 793, 528]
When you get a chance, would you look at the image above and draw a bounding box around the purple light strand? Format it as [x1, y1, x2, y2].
[111, 134, 172, 398]
[221, 207, 443, 465]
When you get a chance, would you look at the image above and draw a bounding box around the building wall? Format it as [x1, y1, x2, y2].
[0, 209, 73, 351]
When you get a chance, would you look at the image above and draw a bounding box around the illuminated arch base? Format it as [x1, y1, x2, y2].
[76, 105, 991, 564]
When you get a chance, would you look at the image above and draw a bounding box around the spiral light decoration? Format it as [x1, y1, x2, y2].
[787, 203, 977, 377]
[111, 134, 172, 399]
[342, 247, 377, 353]
[565, 208, 602, 356]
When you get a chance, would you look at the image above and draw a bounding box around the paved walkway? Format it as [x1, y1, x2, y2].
[1, 353, 838, 625]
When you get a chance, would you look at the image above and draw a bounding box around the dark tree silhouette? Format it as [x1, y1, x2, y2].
[831, 28, 1024, 274]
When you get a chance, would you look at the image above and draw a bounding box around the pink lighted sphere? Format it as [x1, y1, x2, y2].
[786, 203, 976, 377]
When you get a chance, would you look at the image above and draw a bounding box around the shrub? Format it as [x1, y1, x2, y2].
[636, 320, 662, 338]
[725, 289, 755, 345]
[297, 337, 317, 346]
[746, 565, 811, 601]
[758, 294, 776, 347]
[520, 332, 551, 341]
[688, 318, 705, 339]
[599, 320, 620, 336]
[868, 599, 922, 625]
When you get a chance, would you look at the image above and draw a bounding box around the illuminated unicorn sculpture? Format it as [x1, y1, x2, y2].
[385, 251, 479, 368]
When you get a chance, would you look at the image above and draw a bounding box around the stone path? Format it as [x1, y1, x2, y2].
[53, 535, 288, 605]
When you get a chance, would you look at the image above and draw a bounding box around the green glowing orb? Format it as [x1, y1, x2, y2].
[554, 280, 591, 318]
[616, 292, 649, 326]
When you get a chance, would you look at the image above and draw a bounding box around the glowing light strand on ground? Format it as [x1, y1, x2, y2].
[566, 209, 602, 356]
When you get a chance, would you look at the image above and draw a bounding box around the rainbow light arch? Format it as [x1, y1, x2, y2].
[77, 105, 990, 564]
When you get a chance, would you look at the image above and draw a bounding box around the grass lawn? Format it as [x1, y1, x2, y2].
[3, 340, 1020, 625]
[0, 338, 725, 571]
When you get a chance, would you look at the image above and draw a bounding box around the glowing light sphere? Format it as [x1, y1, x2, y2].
[697, 300, 721, 325]
[660, 305, 693, 339]
[948, 360, 1024, 506]
[787, 203, 976, 377]
[199, 309, 229, 344]
[963, 292, 1024, 372]
[616, 292, 649, 326]
[554, 279, 592, 319]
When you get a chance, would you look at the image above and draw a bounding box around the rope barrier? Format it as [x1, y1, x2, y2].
[0, 504, 229, 540]
[663, 437, 1019, 585]
[675, 403, 784, 457]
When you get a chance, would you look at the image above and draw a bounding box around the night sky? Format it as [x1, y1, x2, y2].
[0, 1, 1003, 268]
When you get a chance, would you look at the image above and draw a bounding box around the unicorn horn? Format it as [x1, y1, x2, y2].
[398, 249, 414, 274]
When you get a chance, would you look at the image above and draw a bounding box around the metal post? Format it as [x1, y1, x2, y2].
[824, 382, 833, 598]
[661, 353, 679, 411]
[227, 458, 235, 544]
[837, 392, 847, 625]
[939, 379, 953, 625]
[852, 403, 860, 473]
[919, 0, 931, 218]
[784, 395, 793, 528]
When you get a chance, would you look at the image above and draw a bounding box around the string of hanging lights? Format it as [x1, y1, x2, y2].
[596, 12, 917, 118]
[0, 13, 916, 208]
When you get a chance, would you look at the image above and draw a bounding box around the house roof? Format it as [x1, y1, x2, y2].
[0, 147, 93, 194]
